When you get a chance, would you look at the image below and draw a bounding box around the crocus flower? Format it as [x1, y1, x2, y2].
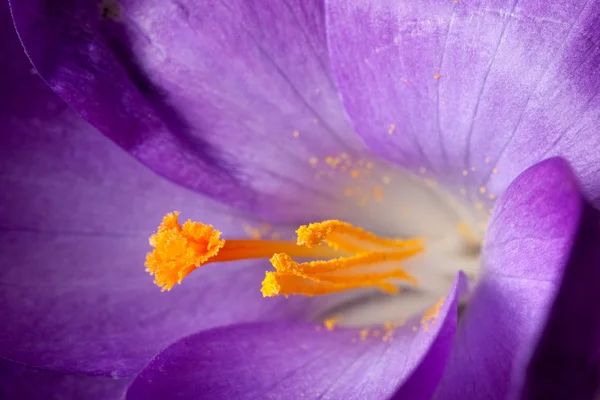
[2, 0, 600, 399]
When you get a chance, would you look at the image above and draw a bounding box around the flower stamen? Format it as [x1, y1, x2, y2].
[145, 214, 424, 296]
[145, 212, 337, 291]
[262, 220, 423, 297]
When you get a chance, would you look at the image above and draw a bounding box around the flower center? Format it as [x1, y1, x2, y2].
[145, 213, 424, 296]
[145, 151, 490, 326]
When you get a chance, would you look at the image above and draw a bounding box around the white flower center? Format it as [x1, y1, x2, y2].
[316, 161, 487, 326]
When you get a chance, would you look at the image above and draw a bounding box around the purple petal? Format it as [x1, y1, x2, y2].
[0, 358, 131, 400]
[327, 0, 600, 205]
[0, 9, 314, 377]
[514, 203, 600, 399]
[10, 0, 362, 220]
[436, 158, 593, 399]
[126, 272, 465, 400]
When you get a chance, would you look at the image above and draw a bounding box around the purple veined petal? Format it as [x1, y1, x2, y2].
[9, 0, 364, 221]
[390, 273, 469, 400]
[435, 158, 597, 399]
[513, 204, 600, 399]
[327, 0, 600, 206]
[0, 358, 131, 400]
[126, 272, 466, 400]
[0, 6, 317, 377]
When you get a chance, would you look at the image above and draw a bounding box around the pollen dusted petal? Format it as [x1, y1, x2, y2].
[145, 212, 224, 291]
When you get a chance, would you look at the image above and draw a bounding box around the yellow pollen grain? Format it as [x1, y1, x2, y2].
[344, 188, 355, 197]
[359, 329, 370, 340]
[366, 162, 374, 170]
[475, 202, 484, 211]
[471, 167, 476, 172]
[479, 186, 486, 194]
[373, 186, 383, 202]
[485, 157, 491, 163]
[388, 124, 396, 135]
[422, 297, 445, 322]
[243, 224, 262, 240]
[434, 73, 441, 79]
[457, 221, 480, 248]
[341, 152, 349, 160]
[424, 179, 438, 188]
[383, 321, 395, 330]
[351, 170, 360, 178]
[382, 321, 397, 342]
[382, 176, 391, 184]
[462, 170, 468, 176]
[421, 296, 445, 332]
[271, 232, 282, 240]
[324, 316, 341, 331]
[493, 167, 499, 174]
[404, 79, 409, 83]
[325, 156, 341, 168]
[309, 157, 318, 167]
[292, 130, 300, 138]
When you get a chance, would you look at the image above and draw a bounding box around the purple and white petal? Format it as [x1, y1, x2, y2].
[126, 272, 466, 400]
[436, 158, 597, 399]
[327, 0, 600, 206]
[0, 7, 315, 377]
[10, 0, 363, 221]
[513, 203, 600, 400]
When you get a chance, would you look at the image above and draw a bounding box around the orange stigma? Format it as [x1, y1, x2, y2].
[145, 213, 424, 296]
[145, 212, 224, 291]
